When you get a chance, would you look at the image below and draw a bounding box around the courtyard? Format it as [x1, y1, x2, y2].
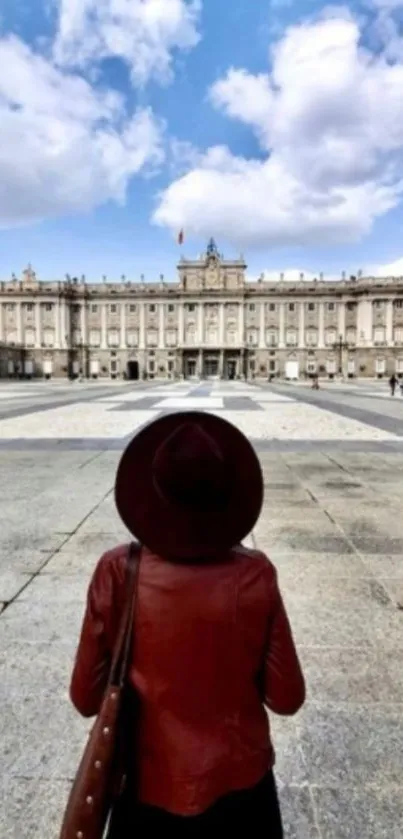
[0, 378, 402, 838]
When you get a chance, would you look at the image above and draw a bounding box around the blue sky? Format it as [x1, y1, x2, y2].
[1, 0, 403, 281]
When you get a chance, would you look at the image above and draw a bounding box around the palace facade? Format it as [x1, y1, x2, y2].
[1, 239, 403, 380]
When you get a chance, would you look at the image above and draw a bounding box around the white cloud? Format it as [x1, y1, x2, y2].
[53, 0, 201, 86]
[0, 35, 164, 227]
[154, 12, 403, 248]
[372, 257, 403, 275]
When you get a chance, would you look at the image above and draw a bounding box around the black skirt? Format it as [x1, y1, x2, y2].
[108, 771, 283, 836]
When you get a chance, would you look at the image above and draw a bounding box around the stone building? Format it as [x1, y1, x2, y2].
[1, 239, 403, 380]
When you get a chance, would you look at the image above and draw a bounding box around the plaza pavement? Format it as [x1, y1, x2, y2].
[0, 378, 402, 838]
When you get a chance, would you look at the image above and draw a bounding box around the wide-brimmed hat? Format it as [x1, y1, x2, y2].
[115, 411, 263, 559]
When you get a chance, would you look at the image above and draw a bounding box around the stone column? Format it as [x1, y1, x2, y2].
[178, 302, 184, 345]
[219, 350, 224, 378]
[159, 303, 165, 349]
[298, 302, 305, 348]
[259, 302, 265, 348]
[139, 303, 146, 349]
[101, 303, 107, 349]
[54, 298, 60, 348]
[120, 303, 126, 349]
[219, 302, 225, 347]
[357, 300, 372, 347]
[318, 302, 325, 348]
[60, 298, 67, 348]
[198, 303, 204, 345]
[16, 301, 22, 344]
[35, 302, 41, 348]
[338, 301, 346, 338]
[238, 301, 244, 345]
[80, 302, 87, 345]
[0, 303, 3, 342]
[278, 302, 285, 348]
[386, 299, 393, 345]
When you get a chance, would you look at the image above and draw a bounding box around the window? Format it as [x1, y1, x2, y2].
[306, 330, 318, 346]
[90, 330, 101, 346]
[266, 330, 277, 347]
[129, 304, 136, 313]
[149, 304, 156, 313]
[248, 303, 255, 312]
[91, 304, 98, 313]
[307, 361, 317, 373]
[375, 358, 386, 374]
[108, 330, 119, 347]
[168, 304, 175, 312]
[286, 329, 297, 346]
[126, 330, 138, 347]
[395, 299, 403, 309]
[73, 304, 80, 314]
[346, 328, 356, 344]
[73, 329, 81, 345]
[268, 303, 276, 312]
[168, 360, 174, 372]
[374, 300, 384, 309]
[288, 303, 295, 312]
[147, 330, 158, 347]
[374, 327, 385, 344]
[227, 330, 236, 346]
[7, 303, 15, 311]
[25, 329, 35, 347]
[166, 330, 177, 347]
[307, 302, 315, 311]
[110, 304, 117, 313]
[45, 303, 53, 312]
[325, 330, 336, 346]
[247, 329, 258, 346]
[43, 329, 54, 347]
[394, 328, 403, 344]
[327, 302, 335, 311]
[186, 303, 195, 312]
[25, 303, 33, 312]
[347, 302, 355, 311]
[149, 360, 155, 374]
[186, 326, 196, 345]
[206, 327, 218, 345]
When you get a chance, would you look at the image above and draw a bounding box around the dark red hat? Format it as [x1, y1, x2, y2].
[115, 411, 263, 559]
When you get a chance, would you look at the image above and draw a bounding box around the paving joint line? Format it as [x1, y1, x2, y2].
[0, 485, 114, 616]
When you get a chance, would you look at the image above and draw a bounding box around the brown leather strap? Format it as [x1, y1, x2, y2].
[109, 542, 141, 688]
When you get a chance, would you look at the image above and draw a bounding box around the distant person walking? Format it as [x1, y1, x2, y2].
[390, 374, 398, 396]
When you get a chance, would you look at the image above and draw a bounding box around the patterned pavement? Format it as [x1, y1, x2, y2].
[0, 379, 401, 451]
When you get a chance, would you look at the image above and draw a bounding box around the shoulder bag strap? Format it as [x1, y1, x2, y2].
[109, 542, 141, 688]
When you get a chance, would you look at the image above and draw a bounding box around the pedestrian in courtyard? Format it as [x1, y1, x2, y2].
[390, 374, 398, 396]
[66, 412, 305, 837]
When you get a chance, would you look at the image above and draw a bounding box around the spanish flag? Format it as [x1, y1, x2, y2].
[178, 229, 184, 245]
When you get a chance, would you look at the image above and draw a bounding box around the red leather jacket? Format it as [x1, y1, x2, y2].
[70, 544, 305, 816]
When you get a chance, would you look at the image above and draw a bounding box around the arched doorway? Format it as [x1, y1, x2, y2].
[127, 360, 139, 380]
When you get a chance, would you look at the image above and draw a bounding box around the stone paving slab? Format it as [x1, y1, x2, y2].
[0, 382, 402, 837]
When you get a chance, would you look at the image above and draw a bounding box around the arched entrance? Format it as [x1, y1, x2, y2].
[127, 360, 139, 380]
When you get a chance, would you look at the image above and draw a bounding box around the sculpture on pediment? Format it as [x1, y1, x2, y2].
[22, 263, 36, 284]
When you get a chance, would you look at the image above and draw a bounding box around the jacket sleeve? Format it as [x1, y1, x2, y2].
[69, 554, 116, 718]
[264, 567, 306, 715]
